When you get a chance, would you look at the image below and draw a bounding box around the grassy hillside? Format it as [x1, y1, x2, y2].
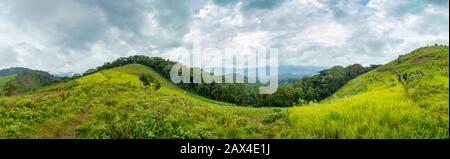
[0, 64, 297, 138]
[0, 70, 63, 96]
[0, 67, 30, 96]
[289, 46, 449, 138]
[106, 64, 236, 106]
[0, 46, 448, 139]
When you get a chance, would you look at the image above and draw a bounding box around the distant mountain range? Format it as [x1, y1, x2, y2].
[0, 67, 77, 78]
[52, 72, 77, 77]
[0, 46, 447, 138]
[277, 65, 327, 81]
[205, 65, 327, 81]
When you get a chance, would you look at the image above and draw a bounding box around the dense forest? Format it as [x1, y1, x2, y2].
[292, 64, 381, 103]
[0, 56, 379, 106]
[85, 55, 380, 107]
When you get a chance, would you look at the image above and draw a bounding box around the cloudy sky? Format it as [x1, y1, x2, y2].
[0, 0, 448, 73]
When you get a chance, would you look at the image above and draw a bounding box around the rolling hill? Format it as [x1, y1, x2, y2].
[0, 67, 31, 95]
[0, 69, 63, 96]
[0, 67, 32, 77]
[289, 46, 449, 138]
[0, 64, 297, 138]
[0, 45, 448, 139]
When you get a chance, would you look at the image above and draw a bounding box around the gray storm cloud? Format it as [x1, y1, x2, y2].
[0, 0, 448, 73]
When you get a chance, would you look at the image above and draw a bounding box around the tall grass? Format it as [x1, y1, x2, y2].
[0, 64, 298, 138]
[290, 46, 449, 138]
[0, 46, 448, 139]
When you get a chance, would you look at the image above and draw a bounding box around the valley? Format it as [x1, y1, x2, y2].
[0, 46, 448, 139]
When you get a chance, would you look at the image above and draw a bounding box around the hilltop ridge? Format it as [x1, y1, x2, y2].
[0, 45, 448, 139]
[290, 45, 449, 138]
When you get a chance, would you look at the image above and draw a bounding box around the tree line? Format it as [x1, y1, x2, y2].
[84, 55, 380, 107]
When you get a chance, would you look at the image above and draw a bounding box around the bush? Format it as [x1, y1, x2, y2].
[262, 109, 288, 123]
[139, 74, 161, 90]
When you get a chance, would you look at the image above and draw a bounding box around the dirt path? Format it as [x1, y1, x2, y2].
[28, 100, 93, 139]
[57, 103, 92, 139]
[399, 81, 411, 99]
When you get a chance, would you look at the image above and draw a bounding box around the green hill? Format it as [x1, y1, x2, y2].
[0, 46, 448, 139]
[289, 46, 449, 138]
[0, 70, 63, 96]
[0, 67, 31, 95]
[0, 64, 296, 138]
[97, 64, 236, 106]
[0, 67, 31, 77]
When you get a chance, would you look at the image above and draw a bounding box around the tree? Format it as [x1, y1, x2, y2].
[4, 81, 17, 96]
[83, 55, 381, 107]
[155, 82, 161, 90]
[139, 74, 161, 91]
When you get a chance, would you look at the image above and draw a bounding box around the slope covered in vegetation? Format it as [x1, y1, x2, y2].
[84, 55, 377, 107]
[0, 67, 31, 95]
[289, 46, 449, 138]
[0, 70, 63, 96]
[0, 67, 32, 77]
[0, 64, 297, 138]
[0, 46, 448, 139]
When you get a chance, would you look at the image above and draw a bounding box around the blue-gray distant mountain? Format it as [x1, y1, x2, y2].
[52, 72, 77, 77]
[277, 65, 327, 81]
[205, 65, 326, 82]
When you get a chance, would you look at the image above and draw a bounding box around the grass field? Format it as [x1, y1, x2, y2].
[290, 46, 449, 138]
[0, 64, 297, 138]
[0, 46, 448, 139]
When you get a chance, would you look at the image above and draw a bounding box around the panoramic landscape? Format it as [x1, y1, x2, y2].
[0, 0, 449, 139]
[0, 45, 448, 139]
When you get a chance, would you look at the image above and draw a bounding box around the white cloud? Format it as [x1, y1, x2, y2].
[232, 31, 270, 48]
[302, 22, 351, 47]
[0, 0, 448, 73]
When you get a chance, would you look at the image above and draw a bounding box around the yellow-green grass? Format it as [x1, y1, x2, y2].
[289, 85, 447, 138]
[89, 64, 236, 106]
[0, 46, 448, 139]
[0, 64, 295, 138]
[105, 64, 179, 90]
[290, 46, 449, 138]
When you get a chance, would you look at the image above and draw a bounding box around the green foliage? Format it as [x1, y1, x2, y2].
[83, 55, 377, 107]
[0, 70, 64, 96]
[0, 67, 31, 77]
[0, 64, 298, 139]
[4, 80, 18, 96]
[262, 109, 288, 123]
[290, 45, 449, 138]
[177, 63, 378, 107]
[0, 45, 447, 139]
[292, 64, 380, 102]
[139, 74, 161, 90]
[0, 75, 16, 96]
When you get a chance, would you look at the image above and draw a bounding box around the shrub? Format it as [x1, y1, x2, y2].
[139, 74, 161, 90]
